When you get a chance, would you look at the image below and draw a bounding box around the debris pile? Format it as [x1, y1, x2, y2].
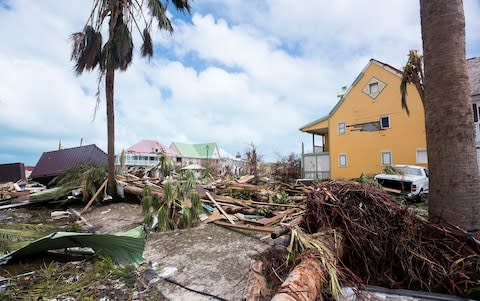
[3, 168, 480, 300]
[258, 181, 480, 299]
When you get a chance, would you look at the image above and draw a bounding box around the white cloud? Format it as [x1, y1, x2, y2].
[0, 0, 479, 165]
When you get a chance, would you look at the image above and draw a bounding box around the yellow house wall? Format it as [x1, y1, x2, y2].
[328, 62, 426, 179]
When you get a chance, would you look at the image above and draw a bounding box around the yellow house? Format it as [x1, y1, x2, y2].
[300, 59, 427, 180]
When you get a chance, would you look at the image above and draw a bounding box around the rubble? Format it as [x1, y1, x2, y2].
[2, 169, 480, 300]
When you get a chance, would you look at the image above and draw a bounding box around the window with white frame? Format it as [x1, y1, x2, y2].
[339, 154, 347, 167]
[369, 82, 379, 94]
[338, 122, 346, 135]
[380, 115, 390, 129]
[416, 149, 428, 164]
[381, 151, 392, 166]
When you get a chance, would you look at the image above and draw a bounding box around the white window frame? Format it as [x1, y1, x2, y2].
[380, 115, 390, 129]
[338, 122, 346, 135]
[416, 148, 428, 164]
[338, 154, 347, 167]
[381, 151, 392, 166]
[369, 82, 379, 95]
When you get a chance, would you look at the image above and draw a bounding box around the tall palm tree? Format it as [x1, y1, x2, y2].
[420, 0, 480, 230]
[71, 0, 191, 195]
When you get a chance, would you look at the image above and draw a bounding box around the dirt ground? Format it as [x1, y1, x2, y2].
[83, 201, 145, 233]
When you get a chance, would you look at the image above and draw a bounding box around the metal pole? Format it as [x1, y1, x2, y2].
[206, 145, 209, 179]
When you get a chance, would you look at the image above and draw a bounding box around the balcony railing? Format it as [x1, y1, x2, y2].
[115, 158, 159, 166]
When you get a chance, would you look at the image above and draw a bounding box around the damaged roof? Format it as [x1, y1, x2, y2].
[468, 57, 480, 96]
[31, 144, 107, 180]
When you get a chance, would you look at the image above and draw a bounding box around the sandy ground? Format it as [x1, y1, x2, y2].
[84, 202, 271, 300]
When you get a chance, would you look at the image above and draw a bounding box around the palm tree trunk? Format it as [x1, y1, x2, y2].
[106, 67, 116, 196]
[421, 0, 480, 230]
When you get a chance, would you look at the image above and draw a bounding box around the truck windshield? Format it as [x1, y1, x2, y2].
[397, 166, 422, 176]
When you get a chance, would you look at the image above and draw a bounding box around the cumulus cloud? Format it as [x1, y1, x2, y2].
[0, 0, 479, 165]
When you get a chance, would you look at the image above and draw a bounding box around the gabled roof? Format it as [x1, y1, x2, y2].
[31, 144, 107, 179]
[172, 142, 218, 159]
[468, 57, 480, 96]
[300, 59, 402, 132]
[126, 139, 179, 157]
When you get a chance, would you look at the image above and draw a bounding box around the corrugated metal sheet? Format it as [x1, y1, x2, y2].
[31, 144, 107, 180]
[0, 163, 26, 183]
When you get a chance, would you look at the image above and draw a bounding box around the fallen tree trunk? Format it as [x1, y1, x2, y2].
[270, 255, 326, 301]
[118, 181, 163, 198]
[243, 260, 268, 301]
[270, 230, 343, 301]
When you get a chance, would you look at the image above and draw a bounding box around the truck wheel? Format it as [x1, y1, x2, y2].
[415, 189, 424, 203]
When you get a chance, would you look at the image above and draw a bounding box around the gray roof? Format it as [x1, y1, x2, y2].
[467, 57, 480, 96]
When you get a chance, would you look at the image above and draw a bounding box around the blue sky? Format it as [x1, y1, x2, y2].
[0, 0, 479, 166]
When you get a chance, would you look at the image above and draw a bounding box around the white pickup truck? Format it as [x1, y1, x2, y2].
[374, 165, 429, 201]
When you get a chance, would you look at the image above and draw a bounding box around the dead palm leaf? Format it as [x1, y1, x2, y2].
[141, 28, 154, 58]
[400, 50, 425, 115]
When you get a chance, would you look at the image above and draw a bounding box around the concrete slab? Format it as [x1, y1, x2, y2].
[144, 223, 270, 301]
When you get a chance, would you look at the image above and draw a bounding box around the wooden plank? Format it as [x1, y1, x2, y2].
[236, 175, 255, 184]
[213, 221, 276, 233]
[81, 178, 107, 214]
[206, 191, 235, 224]
[255, 208, 301, 226]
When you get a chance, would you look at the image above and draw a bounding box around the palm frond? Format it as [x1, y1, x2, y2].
[163, 181, 175, 203]
[171, 0, 192, 14]
[71, 26, 102, 75]
[147, 0, 173, 33]
[152, 194, 161, 211]
[400, 50, 425, 115]
[182, 207, 192, 228]
[112, 22, 133, 71]
[49, 164, 106, 202]
[190, 192, 202, 219]
[157, 205, 170, 231]
[141, 28, 154, 59]
[142, 186, 153, 214]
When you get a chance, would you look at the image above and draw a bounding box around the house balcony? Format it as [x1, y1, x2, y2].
[300, 130, 331, 180]
[115, 156, 160, 167]
[301, 151, 330, 180]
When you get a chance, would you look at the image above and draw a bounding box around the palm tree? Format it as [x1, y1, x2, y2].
[71, 0, 191, 195]
[420, 0, 480, 230]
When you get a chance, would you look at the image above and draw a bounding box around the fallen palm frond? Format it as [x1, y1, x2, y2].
[0, 223, 60, 254]
[352, 173, 383, 190]
[142, 170, 202, 232]
[49, 164, 107, 202]
[1, 256, 137, 300]
[301, 181, 480, 297]
[0, 226, 146, 266]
